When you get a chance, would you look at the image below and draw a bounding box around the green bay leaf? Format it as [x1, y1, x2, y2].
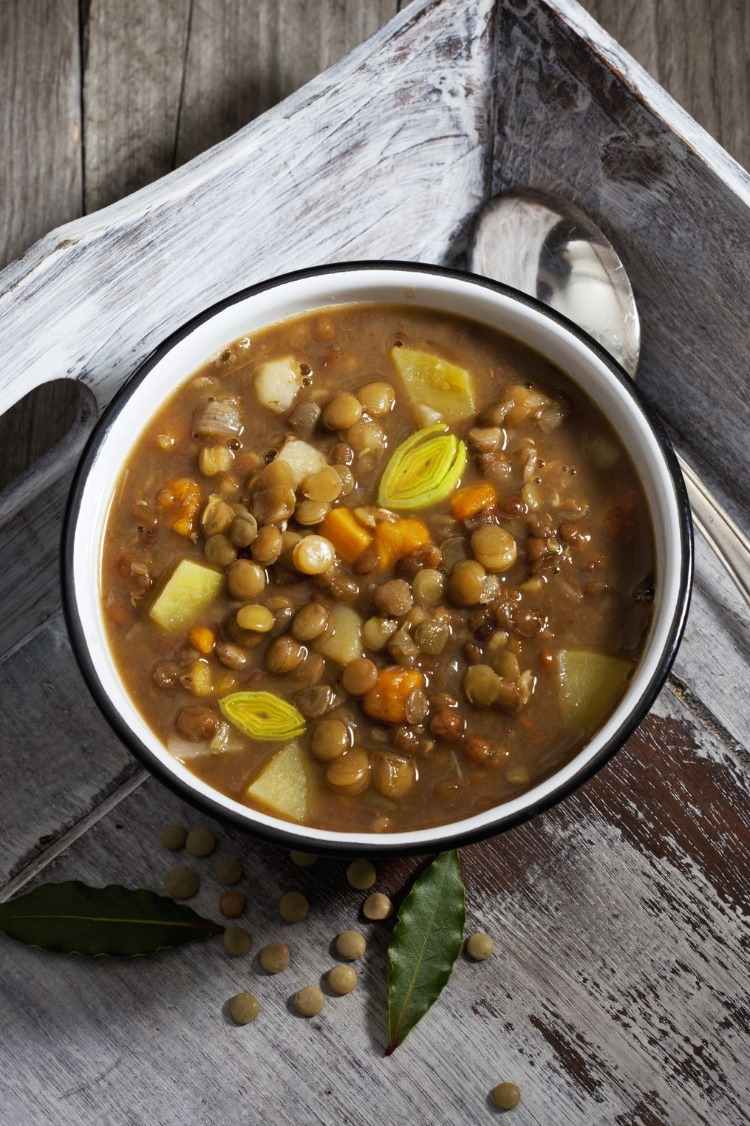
[0, 881, 223, 957]
[386, 850, 465, 1053]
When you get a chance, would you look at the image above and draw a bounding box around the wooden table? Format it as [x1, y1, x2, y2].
[1, 3, 749, 1123]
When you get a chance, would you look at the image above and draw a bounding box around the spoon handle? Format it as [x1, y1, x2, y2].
[677, 454, 750, 607]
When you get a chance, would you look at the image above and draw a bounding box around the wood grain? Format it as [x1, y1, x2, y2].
[585, 0, 750, 171]
[0, 0, 83, 490]
[175, 0, 400, 164]
[82, 0, 193, 211]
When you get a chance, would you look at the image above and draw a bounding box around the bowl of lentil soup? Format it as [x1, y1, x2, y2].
[63, 263, 692, 853]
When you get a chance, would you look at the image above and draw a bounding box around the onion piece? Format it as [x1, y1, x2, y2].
[193, 397, 243, 439]
[167, 734, 210, 761]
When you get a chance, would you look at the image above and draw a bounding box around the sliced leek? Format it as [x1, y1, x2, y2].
[378, 423, 466, 511]
[219, 691, 306, 742]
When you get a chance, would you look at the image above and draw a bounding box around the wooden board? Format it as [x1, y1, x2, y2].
[0, 2, 749, 1123]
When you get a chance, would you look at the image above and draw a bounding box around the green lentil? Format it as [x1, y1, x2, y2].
[294, 985, 324, 1017]
[279, 891, 309, 923]
[491, 1083, 521, 1111]
[346, 859, 376, 891]
[259, 942, 289, 974]
[466, 931, 494, 961]
[185, 825, 217, 858]
[220, 890, 246, 918]
[362, 892, 392, 921]
[327, 964, 358, 995]
[227, 992, 261, 1025]
[335, 930, 366, 960]
[164, 864, 199, 900]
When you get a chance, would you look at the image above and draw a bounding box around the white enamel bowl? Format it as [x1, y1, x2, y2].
[63, 263, 692, 854]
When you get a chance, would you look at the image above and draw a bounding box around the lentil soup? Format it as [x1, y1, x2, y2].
[101, 304, 654, 833]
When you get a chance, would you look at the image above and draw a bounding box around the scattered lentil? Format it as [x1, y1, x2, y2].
[335, 930, 367, 961]
[327, 964, 358, 995]
[220, 890, 246, 918]
[294, 986, 324, 1017]
[185, 825, 217, 857]
[227, 992, 261, 1025]
[347, 858, 376, 890]
[259, 942, 290, 974]
[164, 865, 199, 900]
[363, 892, 393, 921]
[279, 891, 309, 923]
[466, 931, 494, 961]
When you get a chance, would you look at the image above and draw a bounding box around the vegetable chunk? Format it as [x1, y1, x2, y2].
[276, 436, 327, 486]
[254, 356, 302, 415]
[558, 649, 633, 734]
[149, 560, 223, 631]
[245, 741, 311, 823]
[392, 346, 475, 424]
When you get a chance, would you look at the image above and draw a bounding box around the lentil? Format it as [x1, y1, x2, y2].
[227, 992, 261, 1025]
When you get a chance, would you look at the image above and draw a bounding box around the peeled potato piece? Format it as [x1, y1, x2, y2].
[254, 356, 302, 415]
[391, 346, 475, 424]
[149, 559, 223, 631]
[245, 741, 312, 823]
[558, 649, 633, 734]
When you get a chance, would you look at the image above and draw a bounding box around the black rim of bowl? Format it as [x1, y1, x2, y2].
[61, 260, 694, 855]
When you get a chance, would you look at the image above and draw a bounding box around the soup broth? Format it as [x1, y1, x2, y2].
[101, 304, 654, 833]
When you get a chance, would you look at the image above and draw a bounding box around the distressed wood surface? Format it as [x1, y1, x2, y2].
[0, 2, 749, 1124]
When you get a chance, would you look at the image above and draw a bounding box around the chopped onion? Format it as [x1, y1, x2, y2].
[193, 397, 243, 439]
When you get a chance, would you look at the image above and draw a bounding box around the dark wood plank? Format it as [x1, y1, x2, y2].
[583, 0, 750, 170]
[0, 0, 83, 490]
[175, 0, 400, 164]
[82, 0, 193, 211]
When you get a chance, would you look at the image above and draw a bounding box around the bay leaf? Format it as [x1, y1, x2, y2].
[386, 850, 465, 1053]
[0, 881, 222, 956]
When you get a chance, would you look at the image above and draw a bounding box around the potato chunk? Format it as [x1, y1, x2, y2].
[276, 436, 327, 486]
[558, 649, 633, 734]
[149, 559, 223, 631]
[391, 346, 475, 424]
[254, 356, 302, 414]
[245, 741, 311, 823]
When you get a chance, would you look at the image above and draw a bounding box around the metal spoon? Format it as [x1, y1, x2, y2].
[471, 188, 750, 607]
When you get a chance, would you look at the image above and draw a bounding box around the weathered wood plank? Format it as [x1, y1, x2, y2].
[0, 0, 83, 490]
[0, 614, 137, 888]
[1, 682, 747, 1125]
[175, 0, 399, 164]
[585, 0, 750, 172]
[493, 0, 750, 533]
[82, 0, 192, 211]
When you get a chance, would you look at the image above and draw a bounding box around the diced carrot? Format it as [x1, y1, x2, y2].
[374, 518, 431, 569]
[362, 666, 425, 725]
[189, 626, 216, 655]
[320, 506, 373, 563]
[451, 482, 496, 521]
[156, 477, 202, 537]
